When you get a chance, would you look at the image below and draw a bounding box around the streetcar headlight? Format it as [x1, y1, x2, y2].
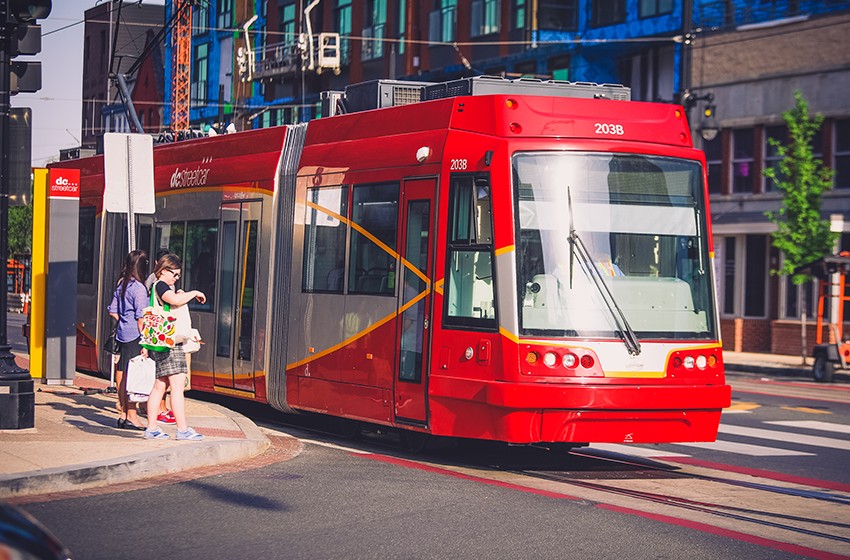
[526, 351, 539, 365]
[580, 355, 594, 369]
[562, 353, 577, 368]
[683, 355, 695, 369]
[672, 357, 682, 369]
[696, 355, 708, 369]
[543, 352, 558, 367]
[708, 354, 717, 368]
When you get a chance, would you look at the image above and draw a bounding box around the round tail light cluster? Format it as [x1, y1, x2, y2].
[525, 350, 595, 372]
[671, 352, 719, 371]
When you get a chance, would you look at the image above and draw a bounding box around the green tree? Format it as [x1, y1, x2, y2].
[764, 91, 839, 361]
[8, 204, 32, 257]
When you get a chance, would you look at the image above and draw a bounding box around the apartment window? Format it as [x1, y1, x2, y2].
[723, 237, 735, 315]
[191, 43, 209, 105]
[430, 0, 457, 43]
[591, 0, 626, 27]
[548, 55, 570, 82]
[396, 0, 406, 53]
[279, 2, 296, 43]
[764, 125, 786, 193]
[639, 0, 673, 18]
[744, 235, 767, 317]
[703, 135, 722, 195]
[538, 0, 577, 31]
[784, 276, 816, 320]
[836, 119, 850, 189]
[218, 0, 233, 29]
[512, 0, 525, 30]
[362, 0, 387, 60]
[302, 187, 349, 293]
[192, 2, 209, 35]
[336, 0, 352, 64]
[732, 128, 754, 194]
[100, 30, 107, 71]
[471, 0, 500, 37]
[84, 35, 90, 78]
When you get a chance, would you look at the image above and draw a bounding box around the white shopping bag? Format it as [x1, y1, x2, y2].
[126, 355, 156, 402]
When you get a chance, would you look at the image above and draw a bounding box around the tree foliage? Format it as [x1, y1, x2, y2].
[8, 204, 32, 257]
[764, 91, 838, 285]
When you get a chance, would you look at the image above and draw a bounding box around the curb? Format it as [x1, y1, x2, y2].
[725, 363, 813, 377]
[0, 400, 270, 499]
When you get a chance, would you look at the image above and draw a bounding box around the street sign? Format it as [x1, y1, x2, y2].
[103, 132, 155, 214]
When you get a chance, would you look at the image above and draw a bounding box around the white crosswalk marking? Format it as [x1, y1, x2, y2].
[764, 421, 850, 435]
[589, 443, 691, 458]
[674, 440, 815, 456]
[718, 424, 850, 451]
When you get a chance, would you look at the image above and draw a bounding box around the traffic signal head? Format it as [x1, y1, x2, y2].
[4, 0, 51, 94]
[8, 0, 51, 22]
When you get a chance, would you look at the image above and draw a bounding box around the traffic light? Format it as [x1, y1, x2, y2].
[4, 0, 52, 94]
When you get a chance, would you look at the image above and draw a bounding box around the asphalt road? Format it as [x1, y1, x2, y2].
[20, 435, 815, 560]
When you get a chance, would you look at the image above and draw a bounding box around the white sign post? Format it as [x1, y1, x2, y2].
[103, 133, 156, 251]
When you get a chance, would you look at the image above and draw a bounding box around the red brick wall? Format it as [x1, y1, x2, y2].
[771, 320, 847, 355]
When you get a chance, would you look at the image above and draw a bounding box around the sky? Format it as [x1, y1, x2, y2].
[13, 0, 165, 168]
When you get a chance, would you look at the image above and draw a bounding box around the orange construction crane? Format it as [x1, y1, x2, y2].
[171, 0, 193, 132]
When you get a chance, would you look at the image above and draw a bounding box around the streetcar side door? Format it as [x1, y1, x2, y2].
[214, 201, 262, 392]
[393, 178, 436, 424]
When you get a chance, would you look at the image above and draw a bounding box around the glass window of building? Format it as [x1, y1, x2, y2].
[471, 0, 500, 36]
[396, 0, 406, 53]
[703, 135, 722, 195]
[335, 0, 352, 64]
[512, 0, 525, 30]
[218, 0, 233, 29]
[836, 119, 850, 189]
[591, 0, 626, 27]
[732, 128, 754, 194]
[191, 43, 209, 105]
[539, 0, 577, 30]
[639, 0, 673, 18]
[362, 0, 387, 59]
[764, 125, 786, 193]
[192, 2, 209, 35]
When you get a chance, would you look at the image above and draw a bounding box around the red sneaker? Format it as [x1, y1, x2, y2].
[157, 410, 177, 425]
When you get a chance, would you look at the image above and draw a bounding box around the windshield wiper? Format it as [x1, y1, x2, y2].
[566, 188, 642, 356]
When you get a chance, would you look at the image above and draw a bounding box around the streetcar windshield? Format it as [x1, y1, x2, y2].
[514, 152, 716, 341]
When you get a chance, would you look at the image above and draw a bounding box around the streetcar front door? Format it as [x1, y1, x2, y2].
[394, 178, 435, 424]
[214, 201, 262, 392]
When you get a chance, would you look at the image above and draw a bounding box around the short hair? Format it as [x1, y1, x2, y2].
[155, 248, 170, 262]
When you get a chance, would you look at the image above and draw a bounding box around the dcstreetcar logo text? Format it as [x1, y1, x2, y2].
[49, 169, 81, 198]
[170, 166, 211, 189]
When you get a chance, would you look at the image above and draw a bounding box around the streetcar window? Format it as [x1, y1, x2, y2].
[184, 220, 218, 311]
[154, 222, 186, 264]
[77, 206, 96, 284]
[348, 183, 398, 296]
[444, 174, 497, 330]
[302, 186, 348, 293]
[514, 152, 716, 341]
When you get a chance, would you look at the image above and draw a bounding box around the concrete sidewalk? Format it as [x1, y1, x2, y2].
[0, 356, 269, 500]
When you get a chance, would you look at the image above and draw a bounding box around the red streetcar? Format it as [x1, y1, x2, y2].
[59, 77, 730, 447]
